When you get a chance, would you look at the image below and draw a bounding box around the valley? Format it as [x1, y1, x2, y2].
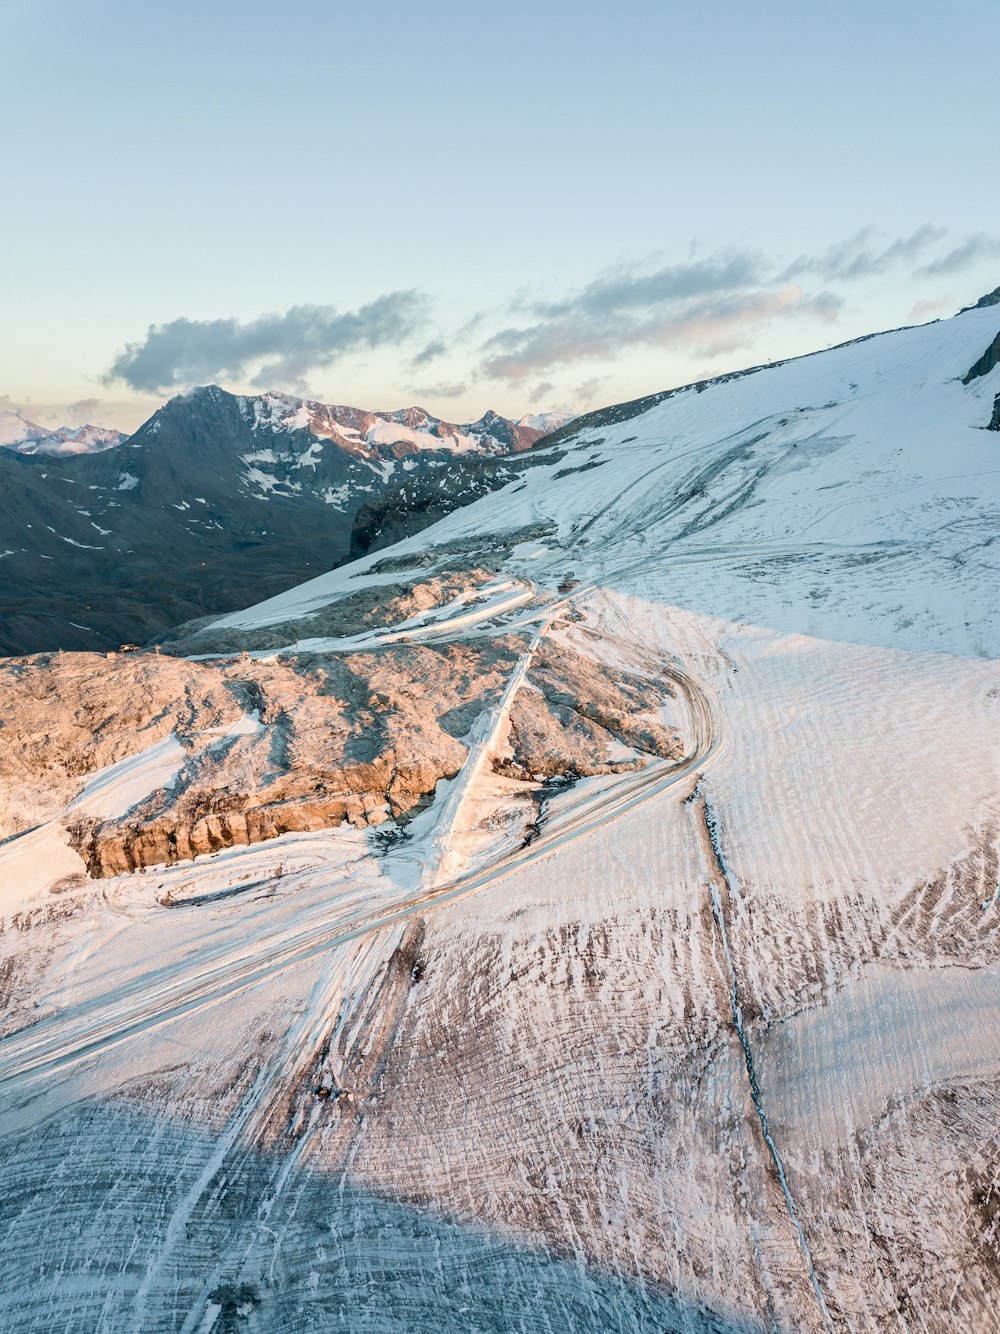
[0, 390, 567, 656]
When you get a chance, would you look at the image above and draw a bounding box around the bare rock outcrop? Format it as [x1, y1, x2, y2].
[963, 328, 1000, 385]
[161, 569, 500, 656]
[495, 639, 682, 780]
[61, 639, 525, 876]
[0, 652, 238, 838]
[2, 590, 681, 877]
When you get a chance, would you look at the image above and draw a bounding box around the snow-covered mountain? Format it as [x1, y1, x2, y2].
[0, 409, 126, 455]
[0, 387, 568, 654]
[2, 297, 1000, 1331]
[234, 392, 557, 462]
[517, 408, 577, 434]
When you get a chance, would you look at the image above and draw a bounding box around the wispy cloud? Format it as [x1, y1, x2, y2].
[66, 397, 103, 424]
[105, 293, 429, 394]
[572, 377, 608, 406]
[778, 224, 948, 282]
[409, 338, 447, 370]
[474, 224, 999, 384]
[532, 252, 767, 319]
[915, 232, 1000, 277]
[477, 248, 781, 384]
[0, 394, 72, 426]
[907, 298, 946, 323]
[409, 379, 468, 400]
[100, 224, 1000, 405]
[480, 278, 840, 383]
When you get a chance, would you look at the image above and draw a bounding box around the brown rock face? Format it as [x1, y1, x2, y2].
[495, 639, 683, 781]
[160, 569, 500, 656]
[2, 577, 681, 876]
[0, 652, 239, 837]
[55, 639, 524, 877]
[72, 795, 380, 878]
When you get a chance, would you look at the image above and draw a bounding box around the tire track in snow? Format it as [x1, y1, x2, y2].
[0, 647, 724, 1096]
[692, 782, 835, 1334]
[169, 928, 403, 1334]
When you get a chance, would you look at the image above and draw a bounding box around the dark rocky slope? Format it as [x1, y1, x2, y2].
[0, 388, 556, 655]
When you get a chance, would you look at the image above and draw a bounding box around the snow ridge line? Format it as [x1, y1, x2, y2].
[697, 785, 835, 1334]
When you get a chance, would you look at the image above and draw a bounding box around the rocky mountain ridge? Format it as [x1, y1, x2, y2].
[0, 410, 126, 456]
[0, 386, 569, 655]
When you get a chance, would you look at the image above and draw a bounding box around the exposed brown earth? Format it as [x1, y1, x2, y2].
[496, 639, 682, 781]
[66, 640, 521, 876]
[0, 652, 238, 838]
[2, 588, 681, 876]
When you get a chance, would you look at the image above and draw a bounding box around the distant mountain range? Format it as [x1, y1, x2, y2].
[0, 387, 572, 655]
[0, 410, 127, 456]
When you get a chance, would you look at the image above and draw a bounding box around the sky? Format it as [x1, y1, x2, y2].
[2, 0, 999, 431]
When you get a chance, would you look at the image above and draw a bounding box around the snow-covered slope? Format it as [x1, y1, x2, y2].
[211, 304, 1000, 659]
[1, 302, 1000, 1332]
[517, 408, 576, 434]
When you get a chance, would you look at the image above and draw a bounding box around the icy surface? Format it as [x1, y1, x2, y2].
[2, 306, 1000, 1330]
[68, 733, 187, 820]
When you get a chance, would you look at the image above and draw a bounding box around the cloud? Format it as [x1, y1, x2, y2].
[409, 338, 447, 370]
[915, 233, 1000, 277]
[105, 293, 429, 394]
[908, 298, 946, 323]
[781, 225, 1000, 284]
[780, 224, 948, 282]
[533, 251, 766, 319]
[573, 377, 607, 404]
[66, 397, 103, 424]
[410, 380, 468, 400]
[475, 223, 993, 385]
[480, 280, 841, 383]
[98, 224, 998, 408]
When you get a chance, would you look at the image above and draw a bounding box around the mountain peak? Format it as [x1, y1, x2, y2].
[0, 408, 126, 456]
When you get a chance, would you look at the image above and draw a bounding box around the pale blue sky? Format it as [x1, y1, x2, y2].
[3, 0, 999, 428]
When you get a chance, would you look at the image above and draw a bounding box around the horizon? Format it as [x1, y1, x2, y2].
[4, 283, 997, 438]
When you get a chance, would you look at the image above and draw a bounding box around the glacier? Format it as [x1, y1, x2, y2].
[1, 302, 1000, 1331]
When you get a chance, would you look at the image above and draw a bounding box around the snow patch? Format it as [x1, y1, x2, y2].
[68, 734, 187, 820]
